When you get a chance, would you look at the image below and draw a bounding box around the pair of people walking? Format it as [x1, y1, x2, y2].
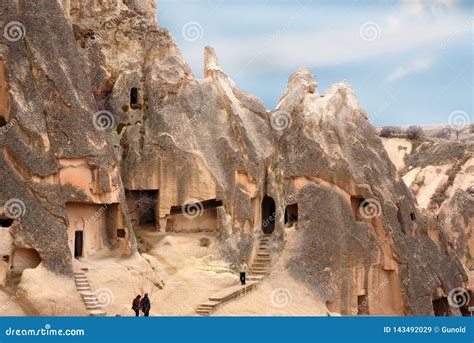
[132, 293, 151, 316]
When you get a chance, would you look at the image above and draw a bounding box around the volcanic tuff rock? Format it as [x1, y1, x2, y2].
[0, 0, 133, 276]
[382, 137, 474, 271]
[0, 0, 468, 315]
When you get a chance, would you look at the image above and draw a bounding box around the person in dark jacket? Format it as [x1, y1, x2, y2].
[132, 295, 141, 316]
[140, 293, 151, 316]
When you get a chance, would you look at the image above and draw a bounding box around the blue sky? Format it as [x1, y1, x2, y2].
[157, 0, 472, 126]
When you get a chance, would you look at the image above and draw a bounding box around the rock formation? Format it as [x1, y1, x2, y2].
[0, 0, 468, 316]
[382, 136, 473, 310]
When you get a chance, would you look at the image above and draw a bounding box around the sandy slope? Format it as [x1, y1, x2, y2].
[381, 138, 412, 172]
[403, 165, 451, 209]
[213, 272, 328, 316]
[83, 232, 239, 316]
[0, 230, 328, 316]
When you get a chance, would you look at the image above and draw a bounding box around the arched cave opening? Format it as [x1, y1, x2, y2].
[261, 195, 276, 234]
[284, 203, 298, 227]
[74, 230, 83, 258]
[170, 199, 223, 215]
[357, 294, 369, 315]
[126, 190, 158, 228]
[117, 229, 126, 238]
[11, 248, 41, 274]
[432, 297, 450, 316]
[0, 115, 6, 127]
[0, 218, 13, 227]
[130, 87, 139, 109]
[166, 199, 223, 232]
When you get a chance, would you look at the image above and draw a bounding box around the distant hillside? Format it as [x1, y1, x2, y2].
[378, 124, 474, 143]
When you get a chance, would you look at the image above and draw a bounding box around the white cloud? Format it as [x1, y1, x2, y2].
[401, 0, 459, 15]
[386, 57, 433, 82]
[181, 11, 471, 77]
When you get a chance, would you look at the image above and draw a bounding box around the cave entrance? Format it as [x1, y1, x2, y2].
[350, 196, 365, 221]
[357, 294, 368, 315]
[261, 196, 276, 234]
[284, 203, 298, 227]
[130, 87, 139, 109]
[432, 297, 450, 316]
[166, 199, 223, 232]
[11, 248, 41, 274]
[74, 231, 84, 258]
[169, 199, 223, 215]
[126, 190, 158, 228]
[0, 218, 13, 227]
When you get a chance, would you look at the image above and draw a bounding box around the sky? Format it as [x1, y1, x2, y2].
[156, 0, 473, 126]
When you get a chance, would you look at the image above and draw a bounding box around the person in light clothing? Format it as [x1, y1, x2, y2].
[240, 259, 248, 285]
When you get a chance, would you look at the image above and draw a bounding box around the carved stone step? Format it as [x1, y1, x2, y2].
[74, 270, 106, 316]
[89, 310, 106, 316]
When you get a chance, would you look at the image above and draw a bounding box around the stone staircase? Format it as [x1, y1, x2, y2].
[74, 269, 107, 316]
[250, 234, 272, 276]
[195, 234, 272, 316]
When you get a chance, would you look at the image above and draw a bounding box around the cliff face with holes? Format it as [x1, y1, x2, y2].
[382, 137, 474, 282]
[265, 71, 468, 315]
[0, 0, 135, 283]
[0, 0, 468, 316]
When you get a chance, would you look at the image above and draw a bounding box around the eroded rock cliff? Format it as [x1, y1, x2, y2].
[0, 0, 468, 316]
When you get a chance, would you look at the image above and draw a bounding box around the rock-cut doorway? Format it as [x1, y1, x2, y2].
[74, 231, 84, 258]
[261, 195, 276, 234]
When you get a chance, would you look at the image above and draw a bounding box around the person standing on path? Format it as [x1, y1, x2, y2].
[240, 259, 248, 285]
[132, 295, 141, 316]
[140, 293, 151, 317]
